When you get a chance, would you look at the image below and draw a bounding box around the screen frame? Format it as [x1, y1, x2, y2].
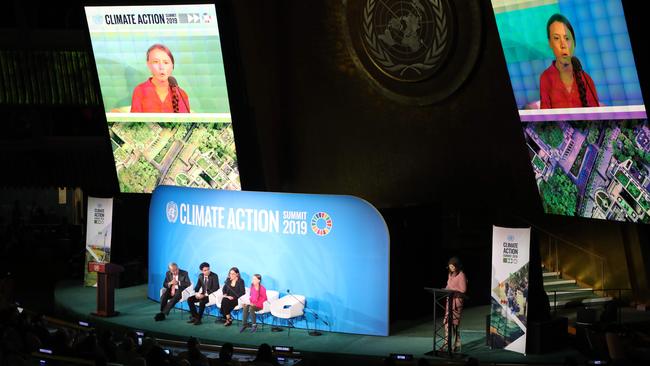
[489, 0, 647, 122]
[488, 0, 650, 221]
[81, 0, 263, 194]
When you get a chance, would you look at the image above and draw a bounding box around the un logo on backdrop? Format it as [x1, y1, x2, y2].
[166, 201, 179, 223]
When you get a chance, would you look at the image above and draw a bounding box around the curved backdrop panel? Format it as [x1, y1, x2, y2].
[148, 185, 390, 336]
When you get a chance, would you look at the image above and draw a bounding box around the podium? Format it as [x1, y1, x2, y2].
[423, 287, 467, 357]
[88, 261, 124, 317]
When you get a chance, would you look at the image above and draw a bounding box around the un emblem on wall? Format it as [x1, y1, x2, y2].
[362, 0, 450, 81]
[166, 201, 178, 224]
[343, 0, 482, 105]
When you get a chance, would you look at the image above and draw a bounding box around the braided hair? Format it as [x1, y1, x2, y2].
[571, 56, 588, 107]
[146, 44, 179, 112]
[171, 90, 179, 113]
[546, 14, 588, 107]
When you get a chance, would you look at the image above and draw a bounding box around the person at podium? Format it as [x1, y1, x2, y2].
[155, 262, 191, 321]
[443, 256, 467, 352]
[187, 262, 220, 325]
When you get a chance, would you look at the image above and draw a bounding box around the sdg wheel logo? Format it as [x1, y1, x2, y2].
[311, 212, 333, 236]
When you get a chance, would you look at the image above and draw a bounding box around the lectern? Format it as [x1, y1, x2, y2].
[423, 287, 467, 357]
[88, 261, 124, 317]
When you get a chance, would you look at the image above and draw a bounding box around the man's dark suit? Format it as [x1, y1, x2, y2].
[187, 272, 220, 320]
[160, 269, 191, 315]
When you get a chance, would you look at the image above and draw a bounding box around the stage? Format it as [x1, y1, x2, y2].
[51, 281, 625, 364]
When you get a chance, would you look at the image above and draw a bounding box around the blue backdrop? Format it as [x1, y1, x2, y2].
[148, 186, 390, 336]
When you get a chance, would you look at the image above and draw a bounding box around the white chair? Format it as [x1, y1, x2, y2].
[212, 287, 226, 315]
[159, 282, 194, 318]
[229, 287, 250, 323]
[204, 288, 223, 320]
[270, 294, 305, 335]
[235, 287, 251, 309]
[256, 290, 280, 328]
[215, 287, 249, 322]
[184, 285, 220, 320]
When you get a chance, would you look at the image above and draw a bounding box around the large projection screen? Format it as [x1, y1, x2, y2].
[84, 4, 240, 193]
[491, 0, 649, 222]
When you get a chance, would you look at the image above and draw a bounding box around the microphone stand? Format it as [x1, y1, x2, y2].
[286, 289, 330, 336]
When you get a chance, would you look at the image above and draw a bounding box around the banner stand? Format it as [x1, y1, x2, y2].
[84, 197, 114, 287]
[489, 226, 531, 355]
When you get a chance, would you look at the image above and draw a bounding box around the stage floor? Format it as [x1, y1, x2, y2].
[55, 282, 592, 364]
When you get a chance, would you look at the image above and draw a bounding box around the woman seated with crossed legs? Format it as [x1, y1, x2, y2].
[220, 267, 245, 326]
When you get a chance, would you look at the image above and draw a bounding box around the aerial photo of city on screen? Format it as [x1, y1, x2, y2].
[109, 122, 240, 193]
[524, 119, 650, 223]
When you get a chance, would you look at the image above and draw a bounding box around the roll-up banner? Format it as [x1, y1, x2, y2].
[84, 197, 114, 286]
[149, 186, 390, 336]
[490, 226, 531, 355]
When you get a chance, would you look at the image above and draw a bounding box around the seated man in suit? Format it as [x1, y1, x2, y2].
[155, 262, 191, 321]
[187, 262, 220, 325]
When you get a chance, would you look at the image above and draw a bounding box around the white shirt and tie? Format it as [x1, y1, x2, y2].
[203, 276, 209, 294]
[171, 273, 179, 296]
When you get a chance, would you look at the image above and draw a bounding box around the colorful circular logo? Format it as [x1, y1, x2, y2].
[311, 212, 333, 236]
